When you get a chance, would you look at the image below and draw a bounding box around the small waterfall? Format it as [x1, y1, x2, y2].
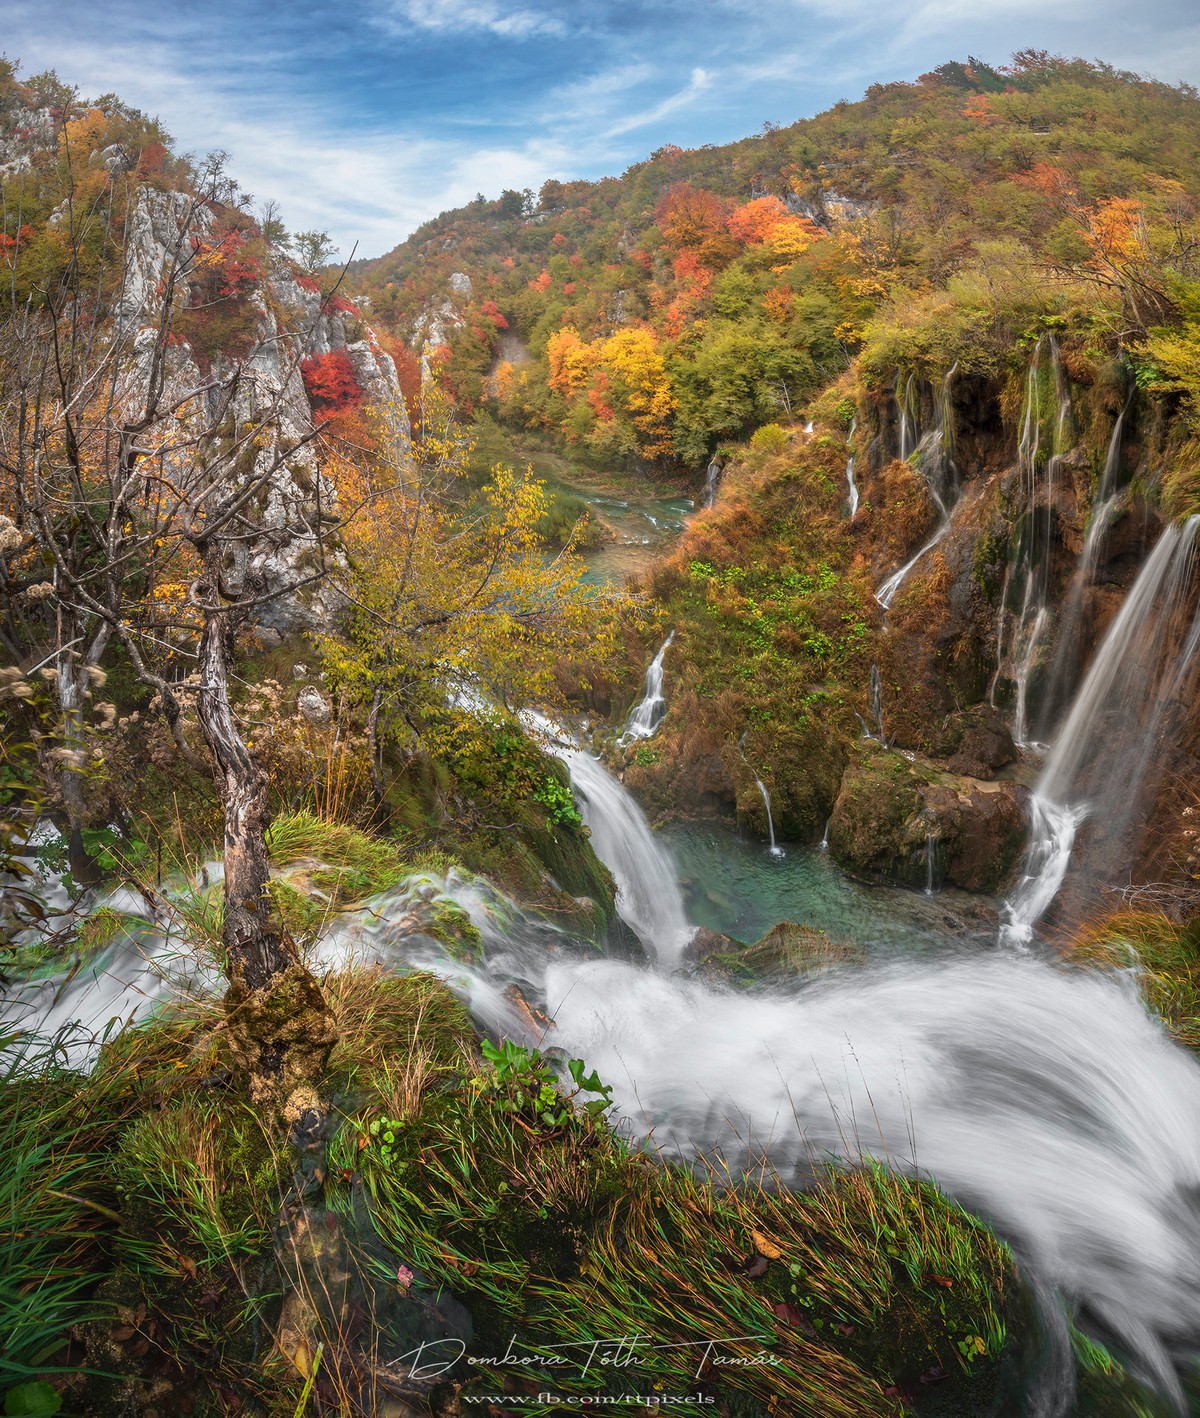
[896, 370, 919, 461]
[924, 822, 937, 896]
[820, 817, 831, 851]
[1034, 395, 1132, 738]
[876, 367, 959, 609]
[550, 738, 693, 965]
[753, 775, 784, 857]
[845, 416, 859, 517]
[1001, 515, 1200, 946]
[868, 662, 885, 742]
[620, 632, 675, 744]
[1005, 335, 1074, 746]
[704, 459, 720, 509]
[803, 419, 814, 435]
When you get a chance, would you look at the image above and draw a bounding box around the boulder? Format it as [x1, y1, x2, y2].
[829, 741, 1027, 894]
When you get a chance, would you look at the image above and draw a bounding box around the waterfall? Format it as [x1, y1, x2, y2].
[542, 951, 1200, 1411]
[1033, 395, 1132, 740]
[924, 824, 936, 896]
[620, 632, 675, 744]
[876, 367, 959, 610]
[876, 518, 954, 610]
[548, 737, 693, 965]
[1001, 516, 1200, 947]
[1005, 335, 1074, 746]
[753, 775, 784, 857]
[704, 460, 720, 509]
[845, 416, 859, 517]
[896, 370, 919, 461]
[868, 662, 885, 742]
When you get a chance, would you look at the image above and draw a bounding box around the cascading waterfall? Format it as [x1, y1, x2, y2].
[856, 662, 887, 740]
[896, 370, 920, 461]
[753, 775, 784, 857]
[1034, 393, 1132, 740]
[704, 459, 720, 509]
[1001, 515, 1200, 947]
[13, 722, 1200, 1408]
[1007, 335, 1074, 747]
[876, 366, 959, 610]
[619, 632, 675, 744]
[546, 733, 693, 965]
[845, 416, 859, 517]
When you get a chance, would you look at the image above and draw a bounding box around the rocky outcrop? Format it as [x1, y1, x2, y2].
[829, 741, 1027, 894]
[113, 189, 411, 633]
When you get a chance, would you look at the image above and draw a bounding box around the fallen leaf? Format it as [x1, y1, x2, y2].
[746, 1255, 770, 1279]
[751, 1228, 783, 1259]
[929, 1275, 954, 1288]
[111, 1324, 136, 1342]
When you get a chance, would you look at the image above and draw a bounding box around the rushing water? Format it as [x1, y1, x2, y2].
[619, 632, 674, 744]
[9, 730, 1200, 1410]
[1001, 515, 1200, 947]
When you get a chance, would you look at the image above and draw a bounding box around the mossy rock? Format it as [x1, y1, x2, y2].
[829, 742, 1027, 893]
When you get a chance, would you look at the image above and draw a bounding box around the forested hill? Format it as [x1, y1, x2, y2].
[350, 52, 1200, 469]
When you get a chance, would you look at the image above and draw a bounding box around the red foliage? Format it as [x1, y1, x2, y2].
[479, 299, 509, 329]
[563, 282, 576, 295]
[551, 231, 568, 247]
[294, 273, 321, 294]
[300, 349, 364, 414]
[324, 293, 359, 318]
[137, 141, 168, 175]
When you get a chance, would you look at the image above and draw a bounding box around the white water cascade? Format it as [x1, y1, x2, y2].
[704, 459, 720, 508]
[1001, 515, 1200, 947]
[1007, 335, 1074, 747]
[876, 366, 959, 610]
[619, 632, 675, 744]
[548, 737, 693, 965]
[1034, 395, 1131, 740]
[753, 776, 784, 857]
[845, 416, 859, 517]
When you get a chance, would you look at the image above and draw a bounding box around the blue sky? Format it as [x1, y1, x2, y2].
[6, 0, 1200, 259]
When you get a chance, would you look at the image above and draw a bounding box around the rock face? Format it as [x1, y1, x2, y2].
[829, 742, 1027, 894]
[115, 189, 411, 633]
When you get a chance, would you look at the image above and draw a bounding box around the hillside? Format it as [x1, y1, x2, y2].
[352, 52, 1200, 469]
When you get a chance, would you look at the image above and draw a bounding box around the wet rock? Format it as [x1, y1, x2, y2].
[829, 741, 1027, 894]
[683, 926, 743, 965]
[931, 705, 1017, 780]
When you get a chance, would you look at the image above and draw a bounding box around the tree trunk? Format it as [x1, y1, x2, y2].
[195, 587, 293, 991]
[193, 552, 335, 1106]
[56, 649, 102, 888]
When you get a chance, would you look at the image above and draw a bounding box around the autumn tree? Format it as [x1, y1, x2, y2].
[322, 375, 621, 803]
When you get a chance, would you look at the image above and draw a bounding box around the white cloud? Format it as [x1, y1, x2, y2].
[382, 0, 565, 37]
[602, 66, 714, 138]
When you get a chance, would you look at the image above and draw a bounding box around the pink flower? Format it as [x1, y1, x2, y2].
[397, 1265, 414, 1291]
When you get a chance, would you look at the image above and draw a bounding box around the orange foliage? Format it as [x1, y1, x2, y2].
[658, 184, 731, 253]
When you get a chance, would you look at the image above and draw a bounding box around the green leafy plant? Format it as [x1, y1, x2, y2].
[479, 1038, 613, 1129]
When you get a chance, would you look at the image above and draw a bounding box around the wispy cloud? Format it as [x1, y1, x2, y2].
[380, 0, 565, 37]
[5, 0, 1200, 261]
[603, 67, 714, 138]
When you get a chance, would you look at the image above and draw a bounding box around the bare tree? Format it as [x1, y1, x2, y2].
[0, 124, 340, 1098]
